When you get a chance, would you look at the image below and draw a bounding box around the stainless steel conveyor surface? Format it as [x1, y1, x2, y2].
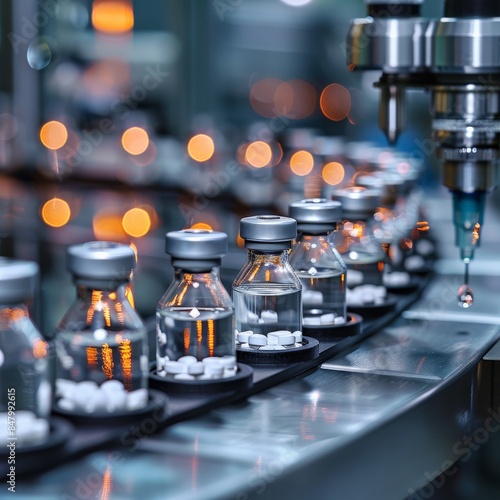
[15, 271, 500, 500]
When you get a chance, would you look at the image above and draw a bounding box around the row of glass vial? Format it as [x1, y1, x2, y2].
[0, 189, 390, 439]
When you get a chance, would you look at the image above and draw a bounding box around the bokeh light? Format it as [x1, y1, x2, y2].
[41, 198, 71, 228]
[322, 162, 345, 185]
[290, 150, 314, 176]
[275, 80, 316, 119]
[320, 84, 351, 122]
[40, 121, 68, 150]
[245, 141, 272, 168]
[190, 222, 213, 231]
[121, 127, 149, 155]
[93, 209, 126, 241]
[187, 134, 215, 162]
[122, 208, 151, 237]
[92, 0, 134, 34]
[249, 78, 284, 118]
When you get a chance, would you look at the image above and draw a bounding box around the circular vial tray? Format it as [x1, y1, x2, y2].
[53, 390, 169, 427]
[237, 336, 319, 366]
[149, 363, 253, 395]
[302, 313, 363, 340]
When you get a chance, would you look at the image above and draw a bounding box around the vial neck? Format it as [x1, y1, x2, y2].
[174, 267, 220, 282]
[76, 284, 128, 302]
[247, 249, 289, 265]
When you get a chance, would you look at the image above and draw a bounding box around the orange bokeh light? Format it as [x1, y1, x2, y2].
[249, 78, 284, 118]
[322, 162, 345, 186]
[190, 222, 213, 231]
[122, 208, 151, 237]
[290, 150, 314, 176]
[275, 80, 316, 119]
[40, 121, 68, 150]
[93, 210, 126, 241]
[187, 134, 215, 162]
[245, 141, 272, 168]
[320, 84, 351, 122]
[92, 0, 134, 34]
[121, 127, 149, 155]
[41, 198, 71, 228]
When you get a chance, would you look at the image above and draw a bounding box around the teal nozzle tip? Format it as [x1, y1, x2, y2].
[452, 192, 485, 261]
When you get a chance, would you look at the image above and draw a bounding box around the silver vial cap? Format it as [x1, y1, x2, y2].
[289, 198, 342, 224]
[240, 216, 297, 251]
[331, 187, 382, 216]
[165, 230, 228, 259]
[0, 260, 38, 304]
[356, 172, 404, 189]
[67, 241, 135, 282]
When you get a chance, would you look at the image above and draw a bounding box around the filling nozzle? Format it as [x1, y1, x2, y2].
[379, 83, 405, 145]
[451, 191, 485, 261]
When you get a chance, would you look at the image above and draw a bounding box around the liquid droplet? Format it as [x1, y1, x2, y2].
[457, 284, 474, 309]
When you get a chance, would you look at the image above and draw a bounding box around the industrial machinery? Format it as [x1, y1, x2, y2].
[346, 0, 500, 280]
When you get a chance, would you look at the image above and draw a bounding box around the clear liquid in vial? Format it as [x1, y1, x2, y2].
[297, 269, 346, 319]
[157, 308, 234, 360]
[342, 252, 384, 287]
[232, 286, 302, 335]
[56, 329, 147, 391]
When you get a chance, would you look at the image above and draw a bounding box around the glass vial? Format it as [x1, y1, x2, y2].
[156, 230, 236, 380]
[331, 187, 386, 287]
[54, 242, 149, 414]
[0, 260, 51, 446]
[289, 199, 347, 325]
[233, 215, 302, 336]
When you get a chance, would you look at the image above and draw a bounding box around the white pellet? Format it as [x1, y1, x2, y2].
[126, 388, 148, 411]
[303, 317, 318, 326]
[87, 390, 107, 412]
[205, 365, 224, 377]
[258, 318, 265, 324]
[302, 290, 323, 305]
[165, 361, 188, 374]
[189, 307, 200, 318]
[26, 418, 49, 443]
[198, 374, 213, 380]
[164, 316, 175, 328]
[375, 297, 385, 304]
[346, 269, 364, 286]
[174, 373, 196, 381]
[93, 328, 107, 341]
[248, 334, 268, 347]
[260, 310, 278, 323]
[267, 330, 292, 337]
[58, 398, 76, 412]
[268, 333, 295, 346]
[105, 390, 127, 413]
[156, 355, 168, 370]
[240, 343, 250, 349]
[237, 331, 253, 343]
[259, 345, 286, 350]
[361, 291, 375, 304]
[188, 362, 205, 375]
[202, 356, 224, 366]
[247, 311, 259, 323]
[55, 378, 77, 398]
[158, 370, 167, 377]
[308, 266, 318, 276]
[374, 286, 387, 299]
[334, 316, 346, 325]
[16, 410, 36, 425]
[78, 381, 99, 393]
[101, 380, 124, 393]
[220, 355, 237, 369]
[292, 331, 303, 342]
[320, 313, 336, 324]
[157, 331, 167, 345]
[178, 355, 197, 365]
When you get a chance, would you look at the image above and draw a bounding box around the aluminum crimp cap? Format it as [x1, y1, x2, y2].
[165, 230, 228, 259]
[240, 216, 297, 243]
[330, 187, 382, 213]
[67, 241, 135, 281]
[289, 198, 342, 224]
[0, 259, 38, 303]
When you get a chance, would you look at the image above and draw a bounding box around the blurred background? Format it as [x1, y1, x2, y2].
[0, 0, 444, 333]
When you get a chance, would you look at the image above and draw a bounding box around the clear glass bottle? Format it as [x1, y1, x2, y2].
[331, 187, 386, 287]
[54, 242, 148, 414]
[0, 260, 51, 446]
[289, 199, 347, 325]
[233, 215, 302, 335]
[156, 230, 236, 380]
